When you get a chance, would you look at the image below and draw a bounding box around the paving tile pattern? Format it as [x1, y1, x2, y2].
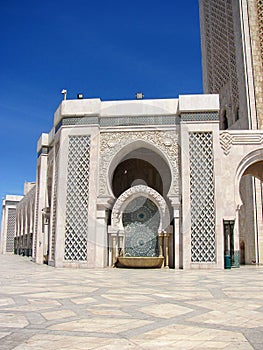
[0, 255, 263, 349]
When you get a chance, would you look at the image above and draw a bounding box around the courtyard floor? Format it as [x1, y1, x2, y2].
[0, 255, 263, 349]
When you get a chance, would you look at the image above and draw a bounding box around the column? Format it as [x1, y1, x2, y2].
[164, 232, 170, 269]
[34, 134, 49, 264]
[234, 209, 240, 268]
[158, 232, 164, 268]
[169, 196, 181, 269]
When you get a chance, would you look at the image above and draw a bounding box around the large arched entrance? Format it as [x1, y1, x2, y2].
[235, 149, 263, 266]
[107, 143, 175, 268]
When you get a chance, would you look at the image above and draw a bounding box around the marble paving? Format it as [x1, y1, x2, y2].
[0, 254, 263, 349]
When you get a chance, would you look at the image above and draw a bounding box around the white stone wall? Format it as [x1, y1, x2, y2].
[29, 95, 263, 269]
[15, 185, 36, 256]
[0, 195, 23, 254]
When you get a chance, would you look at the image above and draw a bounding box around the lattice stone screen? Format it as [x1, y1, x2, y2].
[257, 0, 263, 63]
[189, 132, 216, 263]
[51, 145, 59, 261]
[201, 0, 239, 107]
[64, 136, 91, 261]
[6, 208, 16, 252]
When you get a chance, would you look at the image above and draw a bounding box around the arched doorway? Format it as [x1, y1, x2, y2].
[106, 142, 177, 268]
[235, 149, 263, 265]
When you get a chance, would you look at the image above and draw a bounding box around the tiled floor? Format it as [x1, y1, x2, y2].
[0, 254, 263, 349]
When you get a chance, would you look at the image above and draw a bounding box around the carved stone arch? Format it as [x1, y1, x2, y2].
[235, 148, 263, 208]
[111, 185, 170, 232]
[99, 130, 179, 198]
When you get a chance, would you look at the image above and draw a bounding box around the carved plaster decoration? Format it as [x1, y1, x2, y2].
[219, 132, 233, 155]
[99, 130, 179, 197]
[220, 131, 263, 155]
[111, 185, 170, 231]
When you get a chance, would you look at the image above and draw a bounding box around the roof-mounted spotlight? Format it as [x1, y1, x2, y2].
[77, 93, 84, 99]
[61, 89, 67, 100]
[136, 92, 144, 99]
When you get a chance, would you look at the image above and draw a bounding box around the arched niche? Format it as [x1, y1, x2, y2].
[111, 185, 170, 232]
[112, 157, 164, 198]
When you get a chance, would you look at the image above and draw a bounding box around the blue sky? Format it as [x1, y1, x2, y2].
[0, 0, 202, 202]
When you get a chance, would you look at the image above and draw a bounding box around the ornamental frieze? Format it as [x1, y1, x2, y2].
[220, 131, 263, 155]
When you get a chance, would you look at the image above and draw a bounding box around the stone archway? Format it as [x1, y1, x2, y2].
[235, 148, 263, 208]
[99, 131, 179, 199]
[235, 148, 263, 265]
[98, 130, 180, 268]
[108, 185, 171, 267]
[111, 185, 170, 231]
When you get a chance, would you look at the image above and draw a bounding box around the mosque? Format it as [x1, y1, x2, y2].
[1, 0, 263, 269]
[1, 93, 263, 269]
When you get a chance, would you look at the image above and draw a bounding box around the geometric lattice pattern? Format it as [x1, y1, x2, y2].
[257, 0, 263, 63]
[64, 136, 91, 261]
[51, 145, 59, 261]
[6, 208, 16, 252]
[55, 115, 180, 133]
[189, 132, 216, 262]
[181, 112, 219, 122]
[202, 0, 239, 121]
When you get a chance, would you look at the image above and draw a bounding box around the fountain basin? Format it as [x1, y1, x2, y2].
[116, 256, 164, 268]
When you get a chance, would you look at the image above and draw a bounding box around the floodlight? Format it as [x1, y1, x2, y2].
[61, 89, 67, 100]
[136, 92, 144, 99]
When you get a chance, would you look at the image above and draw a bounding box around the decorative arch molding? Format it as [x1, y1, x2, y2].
[111, 185, 170, 232]
[235, 148, 263, 208]
[99, 130, 179, 198]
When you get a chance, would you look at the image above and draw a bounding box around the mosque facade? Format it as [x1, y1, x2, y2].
[2, 93, 263, 269]
[2, 1, 263, 269]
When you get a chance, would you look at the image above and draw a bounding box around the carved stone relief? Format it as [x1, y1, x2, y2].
[220, 131, 263, 155]
[99, 130, 179, 197]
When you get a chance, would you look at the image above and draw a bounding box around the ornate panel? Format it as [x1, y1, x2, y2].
[55, 115, 179, 133]
[99, 130, 179, 197]
[189, 132, 216, 263]
[51, 144, 59, 261]
[64, 136, 91, 261]
[6, 208, 16, 252]
[123, 197, 160, 257]
[257, 0, 263, 63]
[181, 112, 218, 121]
[201, 0, 239, 120]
